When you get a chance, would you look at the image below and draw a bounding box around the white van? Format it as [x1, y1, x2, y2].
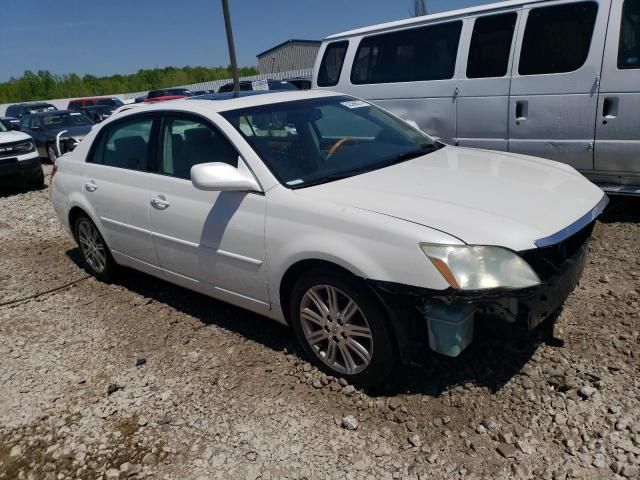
[313, 0, 640, 194]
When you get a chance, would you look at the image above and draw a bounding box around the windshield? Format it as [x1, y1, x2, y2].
[220, 95, 440, 188]
[0, 120, 8, 132]
[41, 112, 93, 129]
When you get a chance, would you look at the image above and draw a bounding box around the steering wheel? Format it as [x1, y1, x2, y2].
[326, 136, 357, 160]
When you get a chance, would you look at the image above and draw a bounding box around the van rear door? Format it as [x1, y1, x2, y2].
[594, 0, 640, 181]
[508, 0, 610, 171]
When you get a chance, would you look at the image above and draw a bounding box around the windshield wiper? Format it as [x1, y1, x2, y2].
[384, 144, 442, 166]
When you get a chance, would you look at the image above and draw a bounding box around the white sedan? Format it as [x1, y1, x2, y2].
[50, 90, 607, 387]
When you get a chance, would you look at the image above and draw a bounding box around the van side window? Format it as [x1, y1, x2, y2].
[619, 0, 640, 69]
[467, 12, 517, 78]
[519, 2, 598, 75]
[351, 21, 462, 84]
[318, 41, 349, 87]
[89, 116, 153, 170]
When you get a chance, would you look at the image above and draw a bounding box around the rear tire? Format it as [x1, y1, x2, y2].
[74, 215, 115, 281]
[289, 267, 395, 388]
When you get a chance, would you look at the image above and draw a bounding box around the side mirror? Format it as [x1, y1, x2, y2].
[191, 161, 261, 192]
[11, 123, 21, 131]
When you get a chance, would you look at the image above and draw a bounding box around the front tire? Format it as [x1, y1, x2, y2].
[74, 215, 115, 281]
[290, 268, 395, 388]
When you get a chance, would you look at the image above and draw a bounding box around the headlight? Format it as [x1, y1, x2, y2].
[15, 140, 35, 153]
[420, 244, 541, 290]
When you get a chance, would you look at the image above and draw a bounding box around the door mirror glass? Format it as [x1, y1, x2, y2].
[191, 162, 261, 192]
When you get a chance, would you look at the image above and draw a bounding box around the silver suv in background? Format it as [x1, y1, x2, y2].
[313, 0, 640, 195]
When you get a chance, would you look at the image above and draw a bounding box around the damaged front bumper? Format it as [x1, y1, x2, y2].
[368, 224, 593, 362]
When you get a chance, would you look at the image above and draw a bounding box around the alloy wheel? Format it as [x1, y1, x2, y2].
[299, 285, 373, 375]
[77, 219, 106, 273]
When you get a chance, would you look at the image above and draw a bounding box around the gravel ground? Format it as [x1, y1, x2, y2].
[1, 165, 639, 480]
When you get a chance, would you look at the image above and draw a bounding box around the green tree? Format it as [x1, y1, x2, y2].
[0, 65, 259, 103]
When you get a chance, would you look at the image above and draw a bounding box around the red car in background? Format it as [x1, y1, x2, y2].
[144, 88, 194, 103]
[67, 97, 124, 111]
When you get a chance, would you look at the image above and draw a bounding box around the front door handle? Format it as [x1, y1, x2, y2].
[85, 181, 98, 192]
[151, 197, 170, 210]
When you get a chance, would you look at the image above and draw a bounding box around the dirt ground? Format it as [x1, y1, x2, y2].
[0, 165, 639, 480]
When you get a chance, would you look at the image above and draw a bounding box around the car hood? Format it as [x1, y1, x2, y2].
[297, 146, 606, 251]
[47, 125, 92, 140]
[0, 130, 33, 143]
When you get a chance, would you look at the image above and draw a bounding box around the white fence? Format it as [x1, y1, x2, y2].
[0, 68, 313, 116]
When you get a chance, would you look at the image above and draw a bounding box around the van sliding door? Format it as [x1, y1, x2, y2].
[456, 10, 520, 151]
[594, 0, 640, 184]
[508, 0, 610, 171]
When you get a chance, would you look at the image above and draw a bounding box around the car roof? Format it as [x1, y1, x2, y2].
[115, 90, 342, 117]
[326, 0, 543, 39]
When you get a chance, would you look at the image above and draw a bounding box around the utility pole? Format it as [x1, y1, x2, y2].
[221, 0, 240, 95]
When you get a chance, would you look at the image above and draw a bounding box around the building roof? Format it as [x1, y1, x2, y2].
[257, 39, 321, 58]
[326, 0, 548, 40]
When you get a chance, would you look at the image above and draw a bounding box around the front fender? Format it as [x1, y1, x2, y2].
[265, 187, 461, 311]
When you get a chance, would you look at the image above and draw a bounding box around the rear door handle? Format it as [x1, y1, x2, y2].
[85, 181, 98, 192]
[151, 197, 170, 210]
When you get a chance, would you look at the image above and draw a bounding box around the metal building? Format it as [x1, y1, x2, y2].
[257, 39, 321, 74]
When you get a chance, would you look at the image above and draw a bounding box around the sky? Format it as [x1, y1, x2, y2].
[0, 0, 493, 82]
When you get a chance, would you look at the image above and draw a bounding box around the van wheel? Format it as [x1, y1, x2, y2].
[74, 215, 115, 281]
[290, 268, 395, 388]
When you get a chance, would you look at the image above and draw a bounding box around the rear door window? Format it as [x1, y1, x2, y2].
[351, 21, 462, 84]
[317, 41, 349, 87]
[466, 12, 518, 78]
[619, 0, 640, 69]
[90, 116, 154, 170]
[518, 2, 598, 75]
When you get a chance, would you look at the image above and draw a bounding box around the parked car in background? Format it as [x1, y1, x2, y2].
[80, 105, 113, 123]
[20, 110, 93, 162]
[134, 94, 148, 103]
[191, 89, 216, 96]
[67, 97, 124, 111]
[5, 102, 57, 119]
[50, 90, 606, 387]
[0, 116, 44, 189]
[314, 0, 640, 194]
[217, 79, 297, 93]
[284, 77, 312, 90]
[145, 88, 194, 103]
[0, 117, 20, 130]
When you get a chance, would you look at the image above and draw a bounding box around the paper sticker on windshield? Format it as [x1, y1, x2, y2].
[70, 112, 82, 115]
[287, 179, 304, 186]
[341, 100, 368, 109]
[252, 79, 269, 91]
